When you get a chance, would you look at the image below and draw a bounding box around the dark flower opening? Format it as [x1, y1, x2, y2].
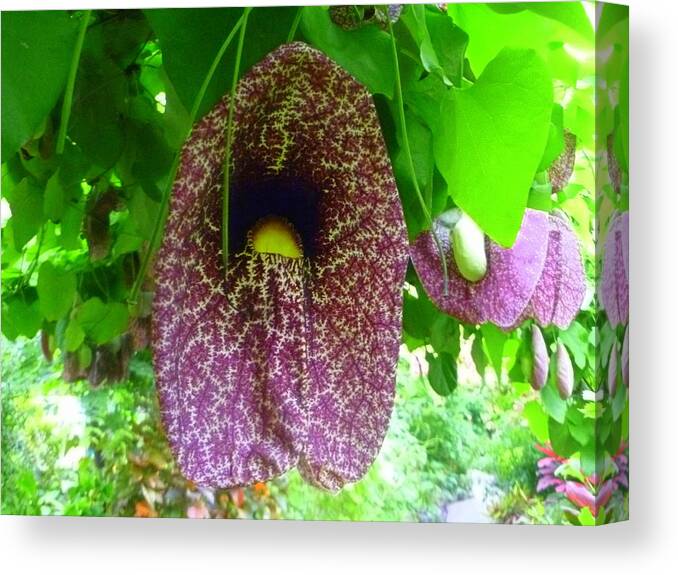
[229, 176, 320, 257]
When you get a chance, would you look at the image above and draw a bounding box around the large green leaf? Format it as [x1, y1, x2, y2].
[489, 2, 593, 40]
[425, 11, 468, 88]
[523, 400, 549, 443]
[300, 6, 395, 98]
[426, 351, 458, 396]
[448, 3, 592, 77]
[69, 35, 127, 169]
[75, 297, 129, 345]
[37, 261, 77, 321]
[548, 416, 578, 458]
[434, 48, 552, 246]
[1, 296, 42, 340]
[145, 6, 299, 121]
[1, 11, 80, 158]
[400, 5, 450, 86]
[5, 177, 45, 250]
[480, 323, 507, 380]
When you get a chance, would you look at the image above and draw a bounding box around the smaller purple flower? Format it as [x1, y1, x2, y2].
[509, 213, 586, 330]
[410, 209, 550, 328]
[600, 211, 629, 327]
[522, 214, 586, 329]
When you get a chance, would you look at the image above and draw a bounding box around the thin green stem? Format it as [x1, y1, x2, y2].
[287, 7, 303, 43]
[20, 226, 45, 291]
[56, 10, 91, 155]
[387, 20, 449, 295]
[128, 12, 247, 305]
[222, 7, 252, 272]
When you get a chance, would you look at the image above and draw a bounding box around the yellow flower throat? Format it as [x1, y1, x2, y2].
[251, 216, 303, 259]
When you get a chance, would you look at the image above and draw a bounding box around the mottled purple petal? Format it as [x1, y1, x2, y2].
[600, 212, 629, 327]
[548, 130, 576, 191]
[524, 214, 586, 329]
[411, 209, 550, 328]
[153, 43, 408, 490]
[607, 134, 621, 193]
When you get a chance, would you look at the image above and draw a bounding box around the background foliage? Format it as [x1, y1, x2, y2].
[1, 3, 628, 523]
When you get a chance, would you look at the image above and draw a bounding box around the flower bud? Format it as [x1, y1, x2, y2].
[555, 342, 574, 399]
[621, 326, 629, 387]
[452, 211, 487, 282]
[607, 341, 618, 396]
[531, 325, 549, 390]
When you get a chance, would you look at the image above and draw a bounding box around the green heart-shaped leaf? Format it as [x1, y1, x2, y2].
[434, 48, 552, 246]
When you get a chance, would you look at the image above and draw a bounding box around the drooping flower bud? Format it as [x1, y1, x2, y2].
[621, 326, 629, 387]
[452, 211, 487, 283]
[548, 130, 577, 191]
[607, 341, 618, 397]
[555, 342, 574, 399]
[531, 325, 549, 391]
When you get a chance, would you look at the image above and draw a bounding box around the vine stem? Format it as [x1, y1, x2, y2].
[56, 10, 91, 155]
[222, 7, 252, 272]
[128, 11, 247, 305]
[287, 7, 302, 43]
[387, 20, 449, 295]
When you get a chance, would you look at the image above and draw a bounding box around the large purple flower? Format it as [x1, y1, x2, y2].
[152, 43, 409, 491]
[600, 211, 629, 327]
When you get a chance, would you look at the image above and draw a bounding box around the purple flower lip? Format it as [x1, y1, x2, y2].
[152, 42, 409, 491]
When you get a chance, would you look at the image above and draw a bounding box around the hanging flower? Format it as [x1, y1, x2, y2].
[152, 43, 409, 491]
[329, 5, 403, 31]
[516, 213, 587, 329]
[411, 209, 585, 330]
[548, 130, 577, 192]
[600, 211, 629, 327]
[411, 209, 550, 328]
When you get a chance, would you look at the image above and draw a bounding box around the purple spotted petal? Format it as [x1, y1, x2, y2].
[621, 211, 629, 284]
[153, 43, 408, 490]
[411, 209, 550, 328]
[600, 212, 629, 327]
[523, 214, 586, 329]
